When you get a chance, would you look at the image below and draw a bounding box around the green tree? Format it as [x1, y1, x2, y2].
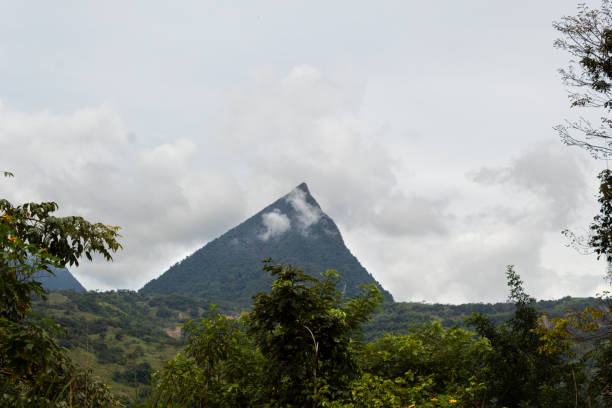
[554, 1, 612, 157]
[246, 260, 384, 407]
[358, 322, 489, 397]
[467, 266, 588, 408]
[553, 6, 612, 402]
[149, 307, 262, 408]
[1, 173, 122, 407]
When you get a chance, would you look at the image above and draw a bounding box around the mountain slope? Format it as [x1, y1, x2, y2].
[140, 183, 392, 307]
[37, 264, 86, 292]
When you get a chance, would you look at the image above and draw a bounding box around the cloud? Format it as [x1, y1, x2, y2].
[259, 209, 291, 241]
[372, 194, 450, 236]
[285, 187, 321, 231]
[0, 101, 246, 290]
[343, 142, 604, 303]
[208, 67, 605, 303]
[471, 143, 589, 227]
[215, 66, 400, 230]
[0, 65, 606, 303]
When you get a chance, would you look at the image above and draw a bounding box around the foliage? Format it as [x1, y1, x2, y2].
[149, 307, 262, 407]
[590, 170, 612, 271]
[467, 266, 591, 407]
[33, 288, 603, 402]
[554, 0, 612, 157]
[330, 322, 489, 408]
[140, 262, 612, 407]
[358, 322, 490, 393]
[361, 295, 601, 342]
[0, 198, 121, 321]
[552, 5, 612, 403]
[0, 316, 118, 407]
[246, 260, 384, 407]
[1, 173, 122, 407]
[320, 373, 485, 408]
[32, 290, 207, 404]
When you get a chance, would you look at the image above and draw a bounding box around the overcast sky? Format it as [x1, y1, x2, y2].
[1, 1, 609, 303]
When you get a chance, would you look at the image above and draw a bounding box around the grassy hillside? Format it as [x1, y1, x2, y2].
[34, 290, 602, 404]
[34, 290, 240, 402]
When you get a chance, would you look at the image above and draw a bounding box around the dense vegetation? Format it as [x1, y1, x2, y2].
[140, 183, 392, 307]
[32, 290, 226, 401]
[0, 173, 123, 407]
[144, 263, 610, 407]
[30, 287, 602, 404]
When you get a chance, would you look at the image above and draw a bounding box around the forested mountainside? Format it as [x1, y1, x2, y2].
[33, 289, 601, 402]
[140, 183, 393, 306]
[38, 264, 85, 292]
[363, 295, 603, 341]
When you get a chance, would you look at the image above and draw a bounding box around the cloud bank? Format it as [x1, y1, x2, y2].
[0, 101, 246, 289]
[0, 63, 606, 302]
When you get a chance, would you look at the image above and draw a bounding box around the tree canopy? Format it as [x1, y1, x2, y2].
[554, 0, 612, 157]
[1, 173, 123, 407]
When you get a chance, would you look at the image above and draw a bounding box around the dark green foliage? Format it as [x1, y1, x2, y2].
[467, 266, 588, 408]
[142, 262, 611, 407]
[33, 286, 602, 401]
[141, 183, 392, 307]
[155, 307, 173, 318]
[359, 322, 490, 392]
[149, 262, 383, 408]
[112, 362, 153, 386]
[1, 176, 122, 406]
[92, 338, 125, 364]
[247, 261, 383, 406]
[593, 340, 612, 404]
[349, 322, 489, 407]
[31, 290, 225, 402]
[149, 307, 262, 407]
[362, 295, 601, 342]
[34, 290, 219, 351]
[590, 170, 612, 268]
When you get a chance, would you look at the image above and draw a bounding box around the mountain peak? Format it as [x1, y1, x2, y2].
[295, 182, 310, 194]
[141, 183, 393, 306]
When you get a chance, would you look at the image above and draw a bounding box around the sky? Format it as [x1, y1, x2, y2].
[1, 0, 609, 303]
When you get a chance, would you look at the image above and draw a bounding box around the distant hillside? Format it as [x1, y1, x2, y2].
[141, 183, 393, 307]
[361, 296, 605, 341]
[37, 264, 85, 292]
[33, 290, 602, 403]
[33, 290, 207, 402]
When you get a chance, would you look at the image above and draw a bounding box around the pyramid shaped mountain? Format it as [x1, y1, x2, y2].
[140, 183, 393, 307]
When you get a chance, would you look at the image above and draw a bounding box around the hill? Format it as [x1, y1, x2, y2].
[140, 183, 393, 307]
[33, 290, 602, 403]
[37, 264, 86, 292]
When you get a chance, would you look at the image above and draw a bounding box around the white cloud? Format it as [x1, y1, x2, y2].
[372, 194, 450, 236]
[0, 101, 246, 290]
[0, 60, 607, 303]
[346, 143, 604, 303]
[207, 66, 606, 303]
[259, 209, 291, 241]
[471, 143, 589, 227]
[285, 187, 321, 231]
[215, 66, 399, 230]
